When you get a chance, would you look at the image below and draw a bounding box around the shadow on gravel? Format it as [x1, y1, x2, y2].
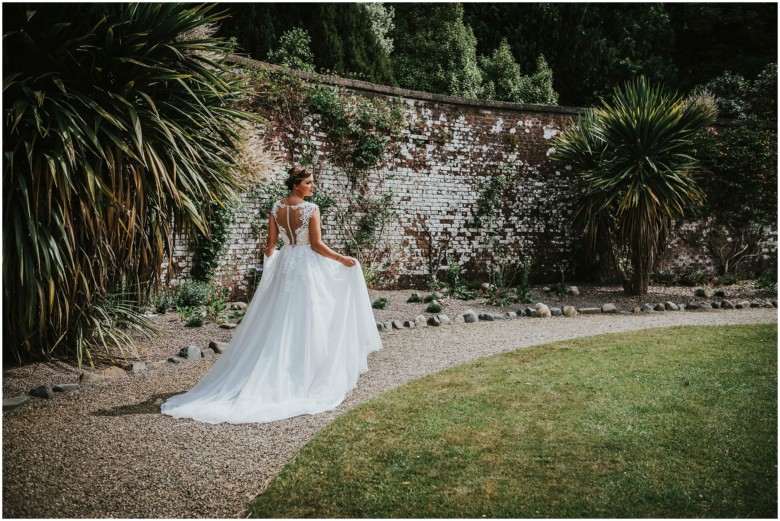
[91, 392, 179, 416]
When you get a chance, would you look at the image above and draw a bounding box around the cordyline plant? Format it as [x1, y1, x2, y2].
[3, 4, 258, 366]
[553, 76, 717, 295]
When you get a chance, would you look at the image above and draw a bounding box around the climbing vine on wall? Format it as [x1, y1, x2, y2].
[191, 201, 237, 282]
[246, 66, 405, 282]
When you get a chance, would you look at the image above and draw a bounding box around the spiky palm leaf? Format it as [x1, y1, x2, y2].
[554, 76, 716, 294]
[3, 4, 259, 364]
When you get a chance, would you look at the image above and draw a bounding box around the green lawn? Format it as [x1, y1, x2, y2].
[247, 324, 777, 518]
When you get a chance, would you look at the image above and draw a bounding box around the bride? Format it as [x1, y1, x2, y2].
[161, 166, 383, 424]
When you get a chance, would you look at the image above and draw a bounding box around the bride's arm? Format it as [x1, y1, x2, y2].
[309, 210, 357, 267]
[263, 213, 278, 257]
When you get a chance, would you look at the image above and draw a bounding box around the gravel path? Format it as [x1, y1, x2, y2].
[3, 308, 776, 518]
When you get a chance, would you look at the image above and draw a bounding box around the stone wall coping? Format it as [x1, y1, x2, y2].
[226, 54, 584, 116]
[227, 54, 772, 130]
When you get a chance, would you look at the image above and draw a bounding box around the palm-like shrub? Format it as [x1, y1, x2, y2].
[3, 4, 257, 365]
[554, 77, 717, 295]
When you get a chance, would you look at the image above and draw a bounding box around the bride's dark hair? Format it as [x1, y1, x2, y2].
[285, 166, 312, 190]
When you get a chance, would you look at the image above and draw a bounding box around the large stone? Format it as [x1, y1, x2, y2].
[219, 323, 238, 330]
[392, 320, 405, 330]
[550, 307, 563, 317]
[566, 285, 580, 295]
[403, 320, 416, 329]
[131, 362, 148, 373]
[79, 371, 104, 385]
[524, 307, 535, 317]
[563, 305, 576, 317]
[492, 313, 504, 320]
[415, 315, 427, 327]
[3, 395, 31, 411]
[578, 307, 601, 315]
[427, 316, 441, 327]
[686, 303, 701, 310]
[52, 384, 80, 393]
[376, 322, 386, 332]
[699, 302, 713, 310]
[721, 300, 735, 309]
[383, 322, 393, 331]
[29, 385, 54, 399]
[202, 348, 216, 359]
[750, 302, 761, 308]
[437, 315, 451, 325]
[462, 310, 478, 323]
[505, 311, 518, 319]
[479, 313, 494, 322]
[167, 356, 186, 364]
[641, 304, 654, 313]
[710, 301, 721, 309]
[772, 300, 777, 308]
[602, 303, 618, 314]
[229, 302, 247, 311]
[535, 303, 551, 318]
[665, 301, 680, 311]
[179, 346, 202, 361]
[453, 315, 465, 324]
[209, 340, 229, 354]
[654, 303, 666, 312]
[735, 301, 751, 309]
[97, 366, 126, 378]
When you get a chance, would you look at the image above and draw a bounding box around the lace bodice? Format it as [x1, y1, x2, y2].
[271, 200, 318, 247]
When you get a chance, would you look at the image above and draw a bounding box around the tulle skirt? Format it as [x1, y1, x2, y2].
[161, 245, 382, 424]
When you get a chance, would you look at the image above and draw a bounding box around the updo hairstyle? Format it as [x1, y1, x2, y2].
[284, 166, 312, 191]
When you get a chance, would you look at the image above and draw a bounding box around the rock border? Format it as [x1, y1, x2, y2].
[375, 299, 777, 333]
[6, 298, 776, 413]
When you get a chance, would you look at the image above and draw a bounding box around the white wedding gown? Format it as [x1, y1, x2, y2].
[161, 200, 382, 424]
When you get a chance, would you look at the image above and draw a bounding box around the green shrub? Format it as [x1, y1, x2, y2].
[152, 288, 176, 314]
[755, 275, 776, 292]
[372, 298, 388, 310]
[185, 315, 204, 328]
[175, 280, 212, 308]
[714, 290, 726, 298]
[407, 293, 422, 303]
[694, 288, 708, 298]
[423, 294, 438, 303]
[426, 302, 442, 313]
[718, 274, 739, 286]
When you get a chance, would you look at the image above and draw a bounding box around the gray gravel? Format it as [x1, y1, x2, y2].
[3, 308, 776, 518]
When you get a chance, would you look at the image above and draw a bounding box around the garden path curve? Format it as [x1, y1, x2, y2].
[3, 309, 776, 518]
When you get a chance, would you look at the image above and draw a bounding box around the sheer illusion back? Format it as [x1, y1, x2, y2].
[272, 201, 318, 246]
[160, 197, 382, 424]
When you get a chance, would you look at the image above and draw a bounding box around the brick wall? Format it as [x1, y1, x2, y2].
[162, 57, 777, 298]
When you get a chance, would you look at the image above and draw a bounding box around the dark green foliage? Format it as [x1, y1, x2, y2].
[371, 298, 388, 310]
[479, 40, 558, 105]
[175, 280, 213, 309]
[423, 294, 438, 304]
[425, 302, 442, 313]
[704, 63, 777, 122]
[217, 3, 395, 85]
[406, 293, 422, 303]
[694, 288, 708, 298]
[391, 4, 482, 98]
[667, 4, 777, 94]
[3, 3, 254, 365]
[184, 314, 204, 328]
[192, 201, 236, 282]
[152, 289, 176, 314]
[266, 27, 316, 72]
[464, 4, 677, 106]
